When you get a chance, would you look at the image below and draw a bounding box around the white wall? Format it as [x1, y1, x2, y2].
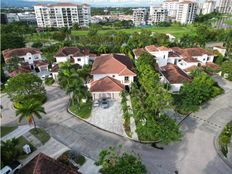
[92, 92, 121, 100]
[171, 84, 183, 92]
[177, 60, 199, 70]
[213, 47, 226, 56]
[19, 53, 41, 65]
[147, 50, 169, 67]
[55, 56, 69, 63]
[74, 56, 89, 66]
[52, 72, 58, 81]
[93, 74, 134, 85]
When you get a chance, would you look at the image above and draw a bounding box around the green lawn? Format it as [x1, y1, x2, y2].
[17, 136, 36, 159]
[29, 128, 50, 144]
[69, 100, 92, 119]
[224, 19, 232, 25]
[71, 25, 195, 39]
[0, 126, 18, 137]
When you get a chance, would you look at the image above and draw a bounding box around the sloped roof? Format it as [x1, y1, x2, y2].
[51, 64, 59, 72]
[132, 48, 146, 58]
[17, 153, 81, 174]
[34, 60, 48, 67]
[160, 64, 191, 84]
[91, 54, 136, 76]
[171, 47, 213, 58]
[204, 62, 220, 70]
[90, 76, 124, 92]
[145, 45, 159, 52]
[2, 48, 41, 62]
[55, 47, 90, 57]
[8, 66, 31, 77]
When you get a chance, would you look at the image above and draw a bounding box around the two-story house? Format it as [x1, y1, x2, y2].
[54, 47, 96, 66]
[90, 54, 136, 100]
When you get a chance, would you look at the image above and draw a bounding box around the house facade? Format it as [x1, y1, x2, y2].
[54, 47, 95, 66]
[90, 54, 136, 100]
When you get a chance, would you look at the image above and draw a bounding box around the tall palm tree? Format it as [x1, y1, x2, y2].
[16, 100, 46, 130]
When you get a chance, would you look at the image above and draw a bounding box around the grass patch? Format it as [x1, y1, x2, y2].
[71, 25, 194, 39]
[29, 128, 50, 144]
[123, 117, 132, 138]
[69, 100, 92, 119]
[17, 136, 36, 159]
[224, 19, 232, 25]
[218, 121, 232, 157]
[0, 126, 18, 137]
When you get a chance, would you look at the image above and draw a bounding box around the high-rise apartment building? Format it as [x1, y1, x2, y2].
[218, 0, 232, 14]
[202, 0, 216, 14]
[149, 6, 168, 24]
[34, 3, 91, 28]
[132, 8, 148, 26]
[176, 1, 197, 24]
[161, 0, 179, 18]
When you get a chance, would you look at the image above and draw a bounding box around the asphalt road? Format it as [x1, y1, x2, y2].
[1, 78, 232, 174]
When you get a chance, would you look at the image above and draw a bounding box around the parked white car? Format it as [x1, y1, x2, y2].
[0, 161, 22, 174]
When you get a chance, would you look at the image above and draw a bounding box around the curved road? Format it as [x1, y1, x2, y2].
[1, 78, 232, 174]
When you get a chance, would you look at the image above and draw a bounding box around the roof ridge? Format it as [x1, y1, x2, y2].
[106, 76, 124, 89]
[33, 153, 42, 174]
[111, 54, 129, 71]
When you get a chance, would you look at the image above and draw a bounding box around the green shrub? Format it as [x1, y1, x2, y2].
[45, 77, 55, 86]
[218, 121, 232, 157]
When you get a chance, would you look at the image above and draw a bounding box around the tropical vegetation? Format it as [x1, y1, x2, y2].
[95, 146, 146, 174]
[218, 121, 232, 157]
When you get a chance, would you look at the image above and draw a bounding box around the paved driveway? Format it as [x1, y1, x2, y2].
[1, 82, 232, 174]
[87, 100, 125, 136]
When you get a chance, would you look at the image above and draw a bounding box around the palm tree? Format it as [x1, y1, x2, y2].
[16, 100, 46, 130]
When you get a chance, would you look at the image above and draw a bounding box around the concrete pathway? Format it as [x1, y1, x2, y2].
[20, 137, 70, 165]
[0, 125, 33, 142]
[78, 156, 100, 174]
[87, 100, 126, 136]
[126, 96, 138, 140]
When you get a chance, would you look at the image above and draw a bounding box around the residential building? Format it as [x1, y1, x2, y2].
[176, 1, 198, 24]
[54, 47, 96, 66]
[132, 48, 146, 60]
[213, 46, 227, 56]
[17, 153, 80, 174]
[6, 13, 20, 23]
[161, 0, 179, 18]
[2, 48, 42, 67]
[218, 0, 232, 14]
[2, 48, 49, 77]
[17, 12, 36, 24]
[132, 8, 148, 26]
[34, 3, 91, 28]
[202, 0, 216, 14]
[159, 63, 191, 92]
[149, 6, 168, 24]
[90, 54, 136, 100]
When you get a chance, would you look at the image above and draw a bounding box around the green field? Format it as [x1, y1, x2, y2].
[0, 126, 18, 137]
[72, 25, 195, 38]
[224, 19, 232, 25]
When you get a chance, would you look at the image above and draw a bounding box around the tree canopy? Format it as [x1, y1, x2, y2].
[5, 73, 46, 103]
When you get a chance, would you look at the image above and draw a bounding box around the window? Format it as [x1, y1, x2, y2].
[29, 57, 31, 59]
[125, 76, 129, 81]
[112, 75, 115, 78]
[77, 58, 81, 61]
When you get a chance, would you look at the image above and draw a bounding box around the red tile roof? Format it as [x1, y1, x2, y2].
[160, 64, 191, 84]
[171, 47, 213, 58]
[132, 48, 146, 58]
[182, 57, 199, 63]
[91, 54, 136, 76]
[8, 66, 31, 77]
[90, 76, 124, 92]
[34, 60, 48, 67]
[204, 62, 220, 70]
[183, 65, 199, 73]
[145, 45, 159, 52]
[17, 153, 81, 174]
[2, 48, 41, 62]
[55, 47, 90, 57]
[51, 64, 59, 72]
[157, 46, 171, 51]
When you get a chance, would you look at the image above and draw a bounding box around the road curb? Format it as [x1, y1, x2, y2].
[67, 100, 160, 144]
[214, 130, 232, 169]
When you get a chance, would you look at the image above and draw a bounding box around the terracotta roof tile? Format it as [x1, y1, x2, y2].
[51, 64, 59, 72]
[160, 64, 191, 84]
[183, 65, 199, 72]
[91, 54, 136, 76]
[34, 60, 48, 67]
[17, 153, 81, 174]
[145, 45, 159, 52]
[90, 76, 124, 92]
[157, 46, 171, 51]
[204, 62, 220, 70]
[55, 47, 90, 57]
[132, 48, 146, 58]
[2, 48, 41, 62]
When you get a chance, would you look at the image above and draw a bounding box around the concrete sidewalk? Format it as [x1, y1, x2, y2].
[78, 156, 100, 174]
[0, 125, 33, 142]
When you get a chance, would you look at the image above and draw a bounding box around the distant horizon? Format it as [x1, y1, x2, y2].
[1, 0, 221, 8]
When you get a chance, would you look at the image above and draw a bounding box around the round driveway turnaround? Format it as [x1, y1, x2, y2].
[1, 82, 232, 174]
